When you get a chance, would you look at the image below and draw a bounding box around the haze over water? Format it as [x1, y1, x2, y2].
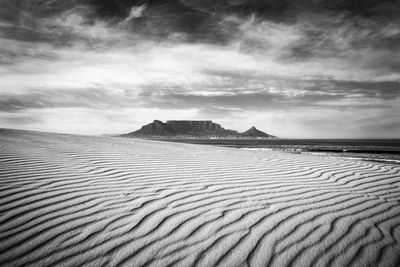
[160, 138, 400, 164]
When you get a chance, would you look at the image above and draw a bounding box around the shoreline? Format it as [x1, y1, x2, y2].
[137, 136, 400, 166]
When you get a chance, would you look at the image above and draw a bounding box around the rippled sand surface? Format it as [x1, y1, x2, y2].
[1, 129, 400, 266]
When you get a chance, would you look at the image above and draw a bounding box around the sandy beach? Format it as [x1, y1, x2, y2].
[1, 129, 400, 267]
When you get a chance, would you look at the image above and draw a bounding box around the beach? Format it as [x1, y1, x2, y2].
[1, 128, 400, 266]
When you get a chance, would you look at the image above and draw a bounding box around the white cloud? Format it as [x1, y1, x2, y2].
[0, 6, 399, 137]
[124, 5, 147, 23]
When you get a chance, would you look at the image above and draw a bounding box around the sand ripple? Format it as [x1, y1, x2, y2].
[1, 129, 400, 266]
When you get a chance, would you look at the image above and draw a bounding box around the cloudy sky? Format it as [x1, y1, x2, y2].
[0, 0, 399, 138]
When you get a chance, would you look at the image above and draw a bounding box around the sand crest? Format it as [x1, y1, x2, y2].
[1, 129, 400, 266]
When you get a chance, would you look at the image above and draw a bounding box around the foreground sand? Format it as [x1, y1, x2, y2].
[1, 129, 400, 267]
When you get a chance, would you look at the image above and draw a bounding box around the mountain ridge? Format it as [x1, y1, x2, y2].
[121, 120, 277, 138]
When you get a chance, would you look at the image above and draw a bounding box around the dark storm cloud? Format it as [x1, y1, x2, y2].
[176, 0, 400, 21]
[0, 0, 399, 137]
[0, 0, 234, 44]
[86, 0, 400, 75]
[1, 0, 398, 41]
[1, 0, 399, 55]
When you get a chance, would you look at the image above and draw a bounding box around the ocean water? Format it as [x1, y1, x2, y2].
[159, 139, 400, 165]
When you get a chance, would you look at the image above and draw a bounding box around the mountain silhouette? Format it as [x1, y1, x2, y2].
[122, 120, 276, 138]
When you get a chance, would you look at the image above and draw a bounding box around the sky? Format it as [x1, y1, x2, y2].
[0, 0, 399, 138]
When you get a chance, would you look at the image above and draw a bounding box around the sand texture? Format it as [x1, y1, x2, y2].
[1, 129, 400, 267]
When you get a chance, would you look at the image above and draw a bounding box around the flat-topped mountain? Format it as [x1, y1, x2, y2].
[121, 120, 276, 138]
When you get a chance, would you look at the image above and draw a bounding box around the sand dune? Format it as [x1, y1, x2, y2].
[1, 129, 400, 267]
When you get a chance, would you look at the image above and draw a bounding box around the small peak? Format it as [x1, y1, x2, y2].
[250, 126, 257, 130]
[153, 120, 163, 123]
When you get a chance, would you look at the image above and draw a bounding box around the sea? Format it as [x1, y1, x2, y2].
[159, 139, 400, 165]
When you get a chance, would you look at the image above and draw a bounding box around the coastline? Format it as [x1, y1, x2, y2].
[136, 137, 400, 165]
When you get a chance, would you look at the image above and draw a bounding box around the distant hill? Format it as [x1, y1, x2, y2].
[121, 120, 277, 138]
[240, 126, 273, 138]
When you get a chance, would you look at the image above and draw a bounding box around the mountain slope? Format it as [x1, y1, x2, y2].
[241, 126, 276, 138]
[122, 120, 276, 138]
